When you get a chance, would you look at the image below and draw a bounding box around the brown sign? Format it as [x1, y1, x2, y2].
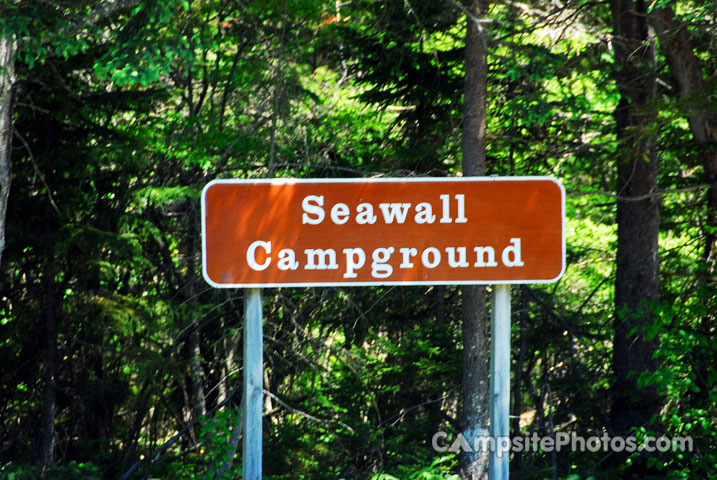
[202, 177, 565, 287]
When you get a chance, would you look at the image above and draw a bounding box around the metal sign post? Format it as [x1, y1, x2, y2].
[242, 288, 263, 480]
[489, 284, 511, 480]
[200, 177, 565, 479]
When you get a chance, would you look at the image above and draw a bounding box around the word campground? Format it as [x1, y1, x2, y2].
[246, 237, 524, 278]
[201, 178, 565, 286]
[432, 431, 694, 457]
[247, 195, 524, 278]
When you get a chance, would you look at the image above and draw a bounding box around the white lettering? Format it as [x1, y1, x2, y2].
[302, 195, 325, 225]
[343, 248, 366, 278]
[399, 247, 418, 268]
[355, 203, 377, 225]
[414, 202, 436, 224]
[422, 247, 441, 269]
[432, 432, 449, 452]
[449, 434, 473, 453]
[246, 240, 271, 271]
[474, 246, 498, 267]
[277, 249, 299, 270]
[330, 203, 350, 225]
[502, 238, 524, 267]
[371, 247, 394, 278]
[440, 194, 451, 223]
[378, 203, 411, 224]
[455, 194, 467, 223]
[445, 247, 469, 268]
[304, 248, 338, 270]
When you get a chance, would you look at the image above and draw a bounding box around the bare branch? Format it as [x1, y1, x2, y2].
[567, 183, 709, 201]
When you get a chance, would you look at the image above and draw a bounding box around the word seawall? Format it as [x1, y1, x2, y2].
[245, 194, 525, 280]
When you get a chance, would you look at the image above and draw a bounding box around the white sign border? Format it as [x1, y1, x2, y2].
[201, 176, 566, 288]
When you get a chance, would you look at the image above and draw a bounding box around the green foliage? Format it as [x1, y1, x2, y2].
[371, 454, 460, 480]
[0, 0, 716, 479]
[336, 0, 464, 172]
[0, 460, 101, 479]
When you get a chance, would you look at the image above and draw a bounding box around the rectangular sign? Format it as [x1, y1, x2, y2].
[201, 177, 565, 287]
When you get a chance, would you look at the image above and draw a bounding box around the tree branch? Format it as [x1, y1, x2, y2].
[68, 0, 142, 32]
[567, 183, 709, 201]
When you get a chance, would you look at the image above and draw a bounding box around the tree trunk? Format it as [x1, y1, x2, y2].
[217, 317, 240, 406]
[188, 327, 207, 419]
[0, 34, 16, 269]
[459, 2, 490, 478]
[40, 222, 58, 475]
[180, 201, 206, 421]
[650, 6, 717, 405]
[610, 0, 661, 472]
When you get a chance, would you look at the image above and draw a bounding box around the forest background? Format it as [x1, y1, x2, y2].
[0, 0, 715, 479]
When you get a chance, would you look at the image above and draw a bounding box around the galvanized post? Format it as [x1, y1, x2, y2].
[489, 284, 511, 480]
[242, 288, 263, 480]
